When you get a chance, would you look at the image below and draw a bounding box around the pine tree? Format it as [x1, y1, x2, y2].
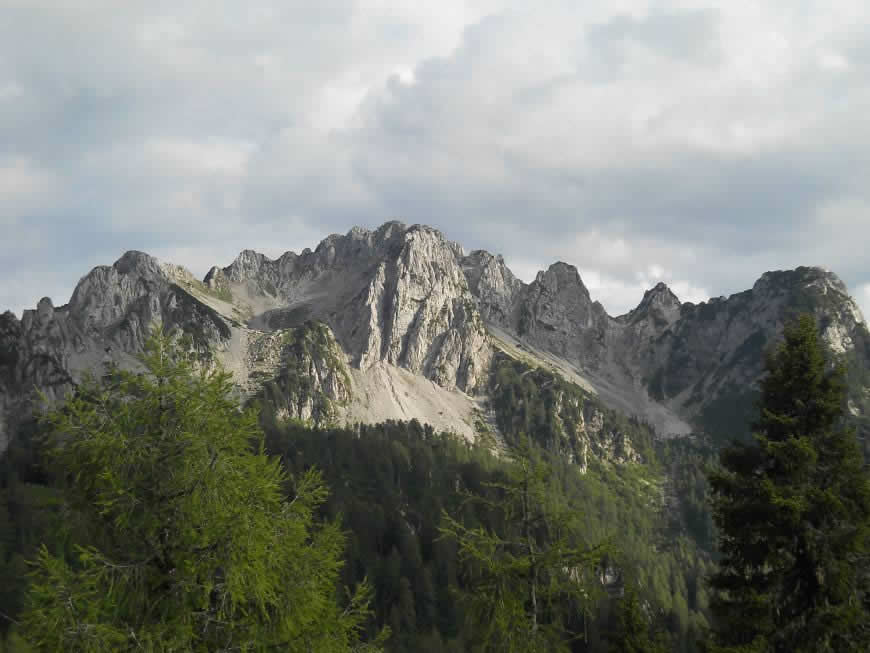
[708, 314, 870, 652]
[18, 329, 381, 652]
[439, 438, 607, 652]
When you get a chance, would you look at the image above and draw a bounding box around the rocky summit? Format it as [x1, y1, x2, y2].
[2, 221, 868, 460]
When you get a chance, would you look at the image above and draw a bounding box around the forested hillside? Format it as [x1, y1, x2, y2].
[263, 417, 712, 651]
[1, 375, 714, 652]
[2, 316, 868, 651]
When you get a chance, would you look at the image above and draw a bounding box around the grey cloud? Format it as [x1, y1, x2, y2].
[586, 8, 722, 63]
[1, 1, 869, 321]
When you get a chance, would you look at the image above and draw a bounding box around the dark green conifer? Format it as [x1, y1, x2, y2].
[709, 314, 870, 652]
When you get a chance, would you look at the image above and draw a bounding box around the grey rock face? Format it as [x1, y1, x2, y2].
[1, 302, 77, 455]
[222, 222, 491, 393]
[204, 266, 230, 295]
[515, 263, 613, 367]
[621, 282, 682, 332]
[351, 226, 489, 391]
[2, 221, 867, 460]
[63, 251, 231, 354]
[462, 254, 869, 439]
[642, 267, 870, 438]
[0, 311, 36, 453]
[461, 250, 523, 325]
[0, 221, 493, 455]
[0, 252, 241, 454]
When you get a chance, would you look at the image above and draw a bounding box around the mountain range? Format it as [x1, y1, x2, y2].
[2, 220, 868, 461]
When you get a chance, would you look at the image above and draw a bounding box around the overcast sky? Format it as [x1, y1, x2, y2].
[2, 0, 869, 320]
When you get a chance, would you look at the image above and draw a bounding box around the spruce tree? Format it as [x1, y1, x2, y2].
[708, 314, 870, 652]
[18, 330, 380, 652]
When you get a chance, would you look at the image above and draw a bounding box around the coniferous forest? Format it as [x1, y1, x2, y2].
[1, 316, 869, 651]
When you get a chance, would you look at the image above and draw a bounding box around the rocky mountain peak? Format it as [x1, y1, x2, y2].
[461, 249, 524, 325]
[66, 251, 171, 334]
[196, 221, 493, 394]
[36, 297, 54, 321]
[515, 262, 603, 358]
[112, 250, 163, 278]
[203, 266, 227, 290]
[344, 222, 489, 391]
[752, 265, 848, 297]
[534, 262, 591, 301]
[226, 249, 272, 283]
[747, 266, 865, 337]
[647, 281, 678, 299]
[626, 282, 681, 325]
[374, 220, 408, 241]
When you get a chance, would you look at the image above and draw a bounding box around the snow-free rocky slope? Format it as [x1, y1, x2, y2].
[463, 252, 870, 444]
[2, 221, 869, 458]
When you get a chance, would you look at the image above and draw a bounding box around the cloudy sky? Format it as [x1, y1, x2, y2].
[2, 0, 869, 319]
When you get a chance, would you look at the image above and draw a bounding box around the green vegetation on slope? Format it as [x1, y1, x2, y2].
[26, 320, 866, 652]
[440, 439, 610, 652]
[488, 352, 657, 465]
[257, 320, 351, 427]
[3, 331, 380, 652]
[263, 413, 712, 652]
[0, 333, 716, 651]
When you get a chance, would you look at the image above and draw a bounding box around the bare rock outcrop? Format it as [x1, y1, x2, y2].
[0, 222, 494, 455]
[461, 253, 869, 441]
[219, 222, 491, 393]
[461, 250, 523, 325]
[247, 322, 352, 426]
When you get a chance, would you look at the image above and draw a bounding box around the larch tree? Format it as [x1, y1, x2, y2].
[439, 438, 607, 653]
[18, 329, 381, 652]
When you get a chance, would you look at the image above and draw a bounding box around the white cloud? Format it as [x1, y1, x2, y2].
[0, 158, 55, 221]
[0, 81, 23, 101]
[0, 157, 52, 199]
[146, 139, 255, 175]
[504, 230, 711, 316]
[577, 267, 710, 316]
[818, 51, 849, 71]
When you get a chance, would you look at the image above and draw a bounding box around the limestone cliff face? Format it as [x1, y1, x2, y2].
[351, 226, 489, 391]
[220, 222, 491, 393]
[461, 250, 523, 325]
[63, 251, 232, 355]
[515, 263, 612, 368]
[620, 282, 682, 339]
[0, 308, 70, 452]
[461, 252, 869, 441]
[642, 267, 870, 440]
[0, 252, 242, 454]
[0, 222, 492, 455]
